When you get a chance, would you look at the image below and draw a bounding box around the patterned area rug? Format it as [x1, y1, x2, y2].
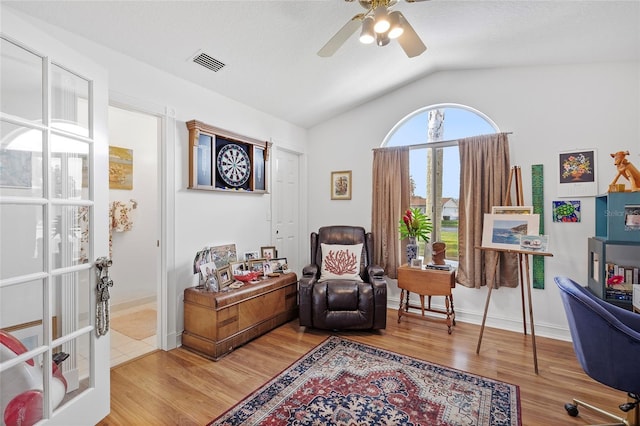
[210, 336, 521, 426]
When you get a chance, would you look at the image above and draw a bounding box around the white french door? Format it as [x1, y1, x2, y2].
[1, 9, 110, 426]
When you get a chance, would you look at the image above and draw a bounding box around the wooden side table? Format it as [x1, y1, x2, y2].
[397, 264, 456, 333]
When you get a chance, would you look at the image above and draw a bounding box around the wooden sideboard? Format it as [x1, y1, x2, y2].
[182, 273, 298, 360]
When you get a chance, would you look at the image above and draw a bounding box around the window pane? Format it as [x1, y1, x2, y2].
[52, 205, 90, 268]
[50, 133, 89, 200]
[52, 269, 92, 339]
[0, 204, 44, 280]
[51, 64, 90, 137]
[0, 279, 44, 345]
[0, 37, 43, 121]
[56, 332, 91, 409]
[0, 351, 46, 424]
[393, 105, 496, 264]
[0, 121, 44, 198]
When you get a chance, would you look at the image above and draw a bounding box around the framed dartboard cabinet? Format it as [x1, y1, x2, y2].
[187, 120, 270, 193]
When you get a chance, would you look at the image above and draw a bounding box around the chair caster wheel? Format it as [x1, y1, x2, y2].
[564, 403, 579, 417]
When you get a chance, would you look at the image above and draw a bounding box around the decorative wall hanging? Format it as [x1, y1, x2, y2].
[557, 149, 597, 197]
[552, 200, 581, 223]
[109, 146, 133, 190]
[532, 164, 545, 289]
[187, 120, 271, 193]
[331, 170, 352, 200]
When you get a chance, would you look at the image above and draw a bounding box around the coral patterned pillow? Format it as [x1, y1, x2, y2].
[318, 243, 363, 282]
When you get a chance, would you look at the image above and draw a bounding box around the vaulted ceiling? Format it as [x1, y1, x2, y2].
[3, 1, 639, 129]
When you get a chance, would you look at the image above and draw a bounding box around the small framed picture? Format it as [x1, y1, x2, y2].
[229, 261, 246, 275]
[269, 257, 288, 273]
[410, 258, 423, 268]
[331, 170, 352, 200]
[200, 261, 217, 283]
[244, 251, 260, 261]
[625, 205, 640, 231]
[260, 246, 277, 260]
[491, 206, 533, 215]
[248, 258, 267, 273]
[216, 265, 234, 289]
[519, 235, 549, 252]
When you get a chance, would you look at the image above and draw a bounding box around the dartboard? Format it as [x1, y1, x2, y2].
[216, 143, 251, 187]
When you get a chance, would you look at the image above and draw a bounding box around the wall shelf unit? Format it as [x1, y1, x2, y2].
[186, 120, 271, 193]
[588, 192, 640, 309]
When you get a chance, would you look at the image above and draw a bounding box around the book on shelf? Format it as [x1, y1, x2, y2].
[605, 262, 639, 285]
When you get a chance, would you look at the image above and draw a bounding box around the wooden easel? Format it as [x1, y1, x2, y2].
[475, 166, 553, 374]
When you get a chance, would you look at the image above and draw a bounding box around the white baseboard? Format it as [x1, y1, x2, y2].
[388, 296, 572, 342]
[111, 295, 156, 313]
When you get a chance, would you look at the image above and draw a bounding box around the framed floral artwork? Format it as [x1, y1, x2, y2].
[557, 149, 597, 197]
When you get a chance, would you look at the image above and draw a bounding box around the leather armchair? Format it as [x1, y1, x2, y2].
[299, 226, 387, 330]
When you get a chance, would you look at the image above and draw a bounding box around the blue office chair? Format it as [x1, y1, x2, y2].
[555, 276, 640, 425]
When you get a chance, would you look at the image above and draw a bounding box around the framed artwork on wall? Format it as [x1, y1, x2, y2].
[109, 146, 133, 190]
[331, 170, 352, 200]
[557, 149, 597, 197]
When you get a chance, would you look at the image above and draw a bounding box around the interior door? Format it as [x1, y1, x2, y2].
[272, 148, 301, 274]
[1, 10, 110, 426]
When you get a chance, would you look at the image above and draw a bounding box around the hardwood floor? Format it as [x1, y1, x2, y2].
[99, 309, 631, 426]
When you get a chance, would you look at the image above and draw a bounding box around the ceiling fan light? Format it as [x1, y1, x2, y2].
[373, 5, 390, 34]
[376, 32, 390, 47]
[359, 16, 375, 44]
[387, 11, 404, 39]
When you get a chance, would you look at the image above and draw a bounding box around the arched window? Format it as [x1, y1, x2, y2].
[384, 104, 499, 261]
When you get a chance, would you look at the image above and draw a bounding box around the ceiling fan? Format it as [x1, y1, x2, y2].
[318, 0, 430, 58]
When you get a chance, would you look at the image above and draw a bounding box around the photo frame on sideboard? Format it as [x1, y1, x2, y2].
[216, 265, 234, 289]
[260, 246, 277, 260]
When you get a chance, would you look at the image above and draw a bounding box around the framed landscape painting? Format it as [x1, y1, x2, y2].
[482, 213, 540, 250]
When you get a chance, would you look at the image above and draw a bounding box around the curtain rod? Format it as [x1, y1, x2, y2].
[373, 131, 513, 151]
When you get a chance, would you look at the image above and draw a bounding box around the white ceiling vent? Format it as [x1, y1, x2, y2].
[193, 52, 225, 72]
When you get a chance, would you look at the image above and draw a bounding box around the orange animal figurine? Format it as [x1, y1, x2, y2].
[610, 150, 640, 192]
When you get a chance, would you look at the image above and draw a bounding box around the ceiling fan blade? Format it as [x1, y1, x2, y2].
[317, 14, 364, 57]
[397, 12, 427, 58]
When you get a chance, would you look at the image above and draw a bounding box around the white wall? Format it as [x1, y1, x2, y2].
[2, 8, 308, 349]
[307, 62, 640, 340]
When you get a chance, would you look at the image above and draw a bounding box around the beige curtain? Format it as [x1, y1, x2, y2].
[457, 133, 518, 288]
[371, 146, 409, 279]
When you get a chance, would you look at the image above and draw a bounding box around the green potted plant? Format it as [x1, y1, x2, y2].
[399, 207, 432, 263]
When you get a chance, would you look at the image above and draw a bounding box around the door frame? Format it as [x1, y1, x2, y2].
[270, 145, 306, 274]
[109, 92, 176, 350]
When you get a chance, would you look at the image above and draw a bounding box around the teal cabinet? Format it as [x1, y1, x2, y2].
[595, 192, 640, 242]
[588, 192, 640, 310]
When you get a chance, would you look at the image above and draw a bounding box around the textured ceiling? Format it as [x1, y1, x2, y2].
[3, 0, 639, 129]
